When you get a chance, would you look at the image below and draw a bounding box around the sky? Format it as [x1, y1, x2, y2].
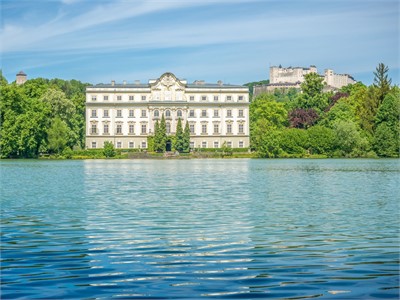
[1, 0, 399, 85]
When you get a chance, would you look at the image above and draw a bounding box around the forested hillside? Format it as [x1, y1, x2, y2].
[0, 71, 88, 158]
[249, 64, 399, 158]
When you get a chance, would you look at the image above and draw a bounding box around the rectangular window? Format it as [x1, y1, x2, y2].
[91, 141, 96, 148]
[239, 141, 244, 148]
[227, 124, 232, 134]
[190, 141, 195, 148]
[116, 124, 122, 134]
[227, 110, 232, 117]
[226, 96, 232, 101]
[129, 124, 134, 134]
[117, 95, 122, 101]
[202, 141, 207, 148]
[129, 110, 134, 117]
[141, 110, 146, 117]
[104, 95, 109, 101]
[91, 109, 97, 117]
[202, 124, 207, 134]
[141, 141, 147, 148]
[103, 124, 109, 134]
[91, 125, 97, 134]
[213, 110, 219, 117]
[129, 141, 134, 148]
[201, 96, 207, 101]
[103, 109, 109, 118]
[238, 96, 244, 101]
[117, 110, 122, 117]
[141, 124, 147, 134]
[190, 124, 195, 134]
[129, 95, 134, 101]
[214, 96, 219, 102]
[214, 141, 219, 148]
[141, 95, 146, 101]
[238, 109, 244, 117]
[189, 96, 194, 101]
[91, 95, 97, 101]
[227, 141, 232, 148]
[239, 124, 244, 133]
[166, 123, 171, 134]
[214, 124, 219, 134]
[201, 110, 207, 117]
[189, 110, 195, 117]
[117, 141, 122, 148]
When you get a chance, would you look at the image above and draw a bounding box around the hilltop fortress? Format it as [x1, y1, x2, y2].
[254, 65, 356, 96]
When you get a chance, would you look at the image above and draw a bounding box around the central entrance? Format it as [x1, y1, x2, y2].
[166, 140, 172, 152]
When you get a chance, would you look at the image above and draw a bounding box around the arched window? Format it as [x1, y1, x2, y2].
[177, 110, 182, 117]
[154, 110, 159, 117]
[165, 110, 171, 117]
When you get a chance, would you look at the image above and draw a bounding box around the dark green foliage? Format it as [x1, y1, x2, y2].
[103, 141, 116, 158]
[47, 117, 69, 154]
[244, 79, 269, 99]
[183, 121, 191, 153]
[373, 63, 392, 104]
[280, 128, 308, 155]
[174, 118, 185, 152]
[307, 125, 335, 155]
[153, 116, 167, 152]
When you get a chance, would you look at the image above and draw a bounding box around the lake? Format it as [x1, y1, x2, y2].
[1, 159, 399, 299]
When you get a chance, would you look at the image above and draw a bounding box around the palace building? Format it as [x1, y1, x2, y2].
[85, 72, 250, 150]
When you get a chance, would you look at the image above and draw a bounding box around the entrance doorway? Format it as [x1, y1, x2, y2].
[166, 141, 172, 152]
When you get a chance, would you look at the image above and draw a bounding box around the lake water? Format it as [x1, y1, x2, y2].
[1, 159, 399, 299]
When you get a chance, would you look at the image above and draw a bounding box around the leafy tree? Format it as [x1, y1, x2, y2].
[288, 108, 319, 129]
[47, 117, 69, 154]
[0, 69, 8, 86]
[294, 73, 329, 113]
[333, 120, 369, 156]
[250, 93, 288, 128]
[40, 88, 76, 121]
[307, 125, 336, 155]
[103, 141, 116, 158]
[320, 100, 356, 128]
[280, 128, 308, 155]
[359, 86, 380, 134]
[252, 119, 282, 157]
[373, 63, 392, 104]
[174, 118, 184, 152]
[154, 115, 167, 152]
[183, 120, 191, 152]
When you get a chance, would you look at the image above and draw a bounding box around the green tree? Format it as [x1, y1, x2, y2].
[294, 73, 329, 113]
[174, 118, 184, 152]
[373, 63, 392, 105]
[183, 120, 191, 152]
[307, 125, 336, 155]
[103, 141, 116, 158]
[280, 128, 308, 155]
[333, 120, 369, 156]
[47, 117, 69, 154]
[154, 115, 167, 152]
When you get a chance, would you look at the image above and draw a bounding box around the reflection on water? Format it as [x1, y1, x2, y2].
[1, 159, 399, 299]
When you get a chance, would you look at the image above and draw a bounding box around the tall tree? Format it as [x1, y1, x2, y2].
[373, 63, 392, 105]
[295, 73, 329, 113]
[183, 120, 191, 152]
[154, 115, 167, 152]
[174, 118, 184, 152]
[47, 117, 69, 154]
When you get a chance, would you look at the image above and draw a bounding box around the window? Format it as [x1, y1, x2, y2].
[238, 96, 244, 101]
[91, 124, 97, 134]
[91, 95, 97, 101]
[201, 96, 207, 101]
[227, 124, 232, 134]
[214, 141, 219, 148]
[202, 141, 207, 148]
[238, 109, 244, 117]
[91, 141, 96, 148]
[154, 110, 159, 117]
[141, 95, 146, 101]
[202, 124, 207, 134]
[227, 141, 232, 148]
[190, 124, 195, 134]
[177, 110, 182, 117]
[129, 124, 134, 134]
[227, 110, 232, 117]
[141, 141, 147, 148]
[190, 96, 194, 101]
[166, 123, 171, 134]
[117, 110, 122, 117]
[226, 96, 232, 101]
[103, 109, 109, 118]
[103, 124, 109, 134]
[141, 124, 147, 134]
[201, 110, 207, 117]
[239, 124, 244, 133]
[104, 95, 109, 101]
[116, 124, 122, 134]
[91, 110, 97, 117]
[190, 141, 195, 148]
[165, 110, 171, 118]
[117, 142, 122, 148]
[214, 110, 219, 117]
[239, 141, 244, 148]
[141, 110, 147, 117]
[214, 96, 219, 102]
[129, 110, 134, 117]
[214, 124, 219, 134]
[129, 95, 134, 101]
[117, 95, 122, 101]
[189, 110, 195, 117]
[129, 141, 134, 148]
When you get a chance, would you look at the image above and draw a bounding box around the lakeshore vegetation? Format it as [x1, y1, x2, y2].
[0, 64, 398, 159]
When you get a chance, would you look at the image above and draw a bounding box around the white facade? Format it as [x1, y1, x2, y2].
[85, 72, 250, 150]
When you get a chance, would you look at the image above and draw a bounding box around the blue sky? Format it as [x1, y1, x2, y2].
[1, 0, 399, 85]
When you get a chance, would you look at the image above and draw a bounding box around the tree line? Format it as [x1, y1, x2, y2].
[249, 63, 399, 158]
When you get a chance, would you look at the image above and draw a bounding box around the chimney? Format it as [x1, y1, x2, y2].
[217, 80, 223, 86]
[111, 80, 115, 86]
[123, 80, 127, 85]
